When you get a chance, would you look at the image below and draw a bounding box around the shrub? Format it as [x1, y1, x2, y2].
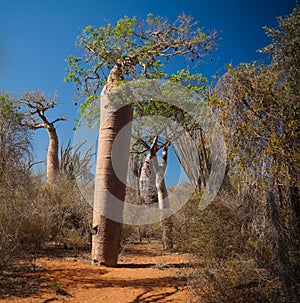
[0, 176, 92, 273]
[42, 177, 92, 251]
[173, 190, 288, 302]
[0, 177, 53, 271]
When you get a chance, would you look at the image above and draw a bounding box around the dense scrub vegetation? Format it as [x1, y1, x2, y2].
[0, 93, 92, 272]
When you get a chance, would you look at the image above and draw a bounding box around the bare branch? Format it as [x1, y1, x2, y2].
[150, 136, 159, 152]
[138, 138, 150, 150]
[20, 92, 65, 129]
[26, 123, 47, 129]
[51, 117, 67, 124]
[130, 147, 149, 155]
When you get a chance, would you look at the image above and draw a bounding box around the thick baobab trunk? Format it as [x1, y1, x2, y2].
[46, 126, 59, 184]
[92, 65, 133, 267]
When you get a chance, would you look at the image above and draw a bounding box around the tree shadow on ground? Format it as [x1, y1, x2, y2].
[0, 263, 48, 300]
[42, 265, 185, 289]
[0, 259, 108, 300]
[1, 263, 187, 301]
[117, 262, 196, 269]
[129, 289, 180, 303]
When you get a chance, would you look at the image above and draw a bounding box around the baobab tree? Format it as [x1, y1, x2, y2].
[66, 13, 217, 266]
[138, 136, 173, 249]
[20, 92, 66, 184]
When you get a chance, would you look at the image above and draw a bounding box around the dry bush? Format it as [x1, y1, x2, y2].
[41, 176, 92, 251]
[0, 177, 53, 272]
[186, 261, 284, 303]
[122, 222, 163, 245]
[0, 93, 92, 273]
[172, 190, 288, 302]
[172, 192, 245, 258]
[0, 175, 93, 273]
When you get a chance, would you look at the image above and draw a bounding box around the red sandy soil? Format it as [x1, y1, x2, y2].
[0, 242, 197, 303]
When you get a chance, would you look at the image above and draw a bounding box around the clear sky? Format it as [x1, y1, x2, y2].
[0, 0, 296, 184]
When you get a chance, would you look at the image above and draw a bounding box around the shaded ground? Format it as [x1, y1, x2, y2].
[0, 242, 196, 303]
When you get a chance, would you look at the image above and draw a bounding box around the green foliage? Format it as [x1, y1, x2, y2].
[0, 93, 32, 153]
[65, 13, 217, 120]
[51, 279, 63, 294]
[0, 93, 21, 126]
[51, 279, 70, 296]
[169, 69, 207, 93]
[170, 9, 300, 297]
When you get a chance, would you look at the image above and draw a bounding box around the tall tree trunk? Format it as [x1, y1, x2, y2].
[139, 139, 173, 249]
[46, 126, 59, 184]
[92, 65, 133, 267]
[153, 146, 173, 250]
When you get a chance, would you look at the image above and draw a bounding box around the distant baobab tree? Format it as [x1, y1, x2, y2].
[20, 92, 66, 184]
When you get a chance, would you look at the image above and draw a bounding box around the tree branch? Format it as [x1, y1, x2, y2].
[51, 117, 67, 124]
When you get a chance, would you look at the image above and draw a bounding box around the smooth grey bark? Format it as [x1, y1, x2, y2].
[153, 145, 173, 250]
[139, 137, 173, 249]
[139, 152, 158, 205]
[46, 126, 59, 184]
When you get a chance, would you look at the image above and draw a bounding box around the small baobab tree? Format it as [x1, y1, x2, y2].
[138, 136, 173, 249]
[20, 92, 66, 184]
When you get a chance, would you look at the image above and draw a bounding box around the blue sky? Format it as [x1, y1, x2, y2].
[0, 0, 296, 184]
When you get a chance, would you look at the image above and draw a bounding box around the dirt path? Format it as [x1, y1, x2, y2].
[0, 242, 195, 303]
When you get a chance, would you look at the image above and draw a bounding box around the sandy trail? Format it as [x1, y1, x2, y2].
[0, 242, 195, 303]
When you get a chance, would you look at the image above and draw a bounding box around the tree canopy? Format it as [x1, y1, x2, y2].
[65, 13, 217, 121]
